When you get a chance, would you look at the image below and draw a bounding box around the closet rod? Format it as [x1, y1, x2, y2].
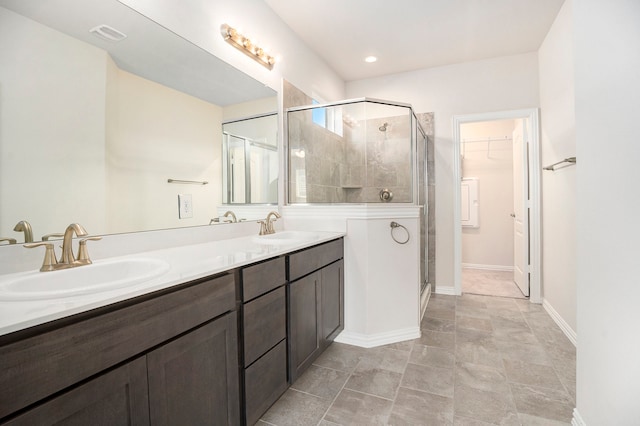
[461, 136, 512, 143]
[543, 157, 576, 171]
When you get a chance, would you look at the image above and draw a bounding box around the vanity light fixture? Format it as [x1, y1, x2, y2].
[221, 24, 275, 70]
[364, 56, 378, 63]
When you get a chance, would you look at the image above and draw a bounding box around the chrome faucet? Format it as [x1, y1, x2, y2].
[223, 211, 238, 223]
[25, 223, 101, 272]
[259, 211, 281, 235]
[13, 220, 33, 243]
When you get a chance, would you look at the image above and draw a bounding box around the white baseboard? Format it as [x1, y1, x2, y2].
[542, 298, 577, 347]
[434, 285, 457, 295]
[334, 327, 421, 348]
[572, 408, 585, 426]
[420, 283, 431, 321]
[462, 263, 514, 272]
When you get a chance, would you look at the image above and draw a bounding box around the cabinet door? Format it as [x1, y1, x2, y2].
[288, 271, 321, 383]
[3, 357, 149, 426]
[147, 312, 240, 426]
[321, 260, 344, 346]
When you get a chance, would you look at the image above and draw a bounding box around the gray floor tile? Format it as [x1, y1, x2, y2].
[324, 389, 393, 425]
[313, 342, 365, 373]
[456, 316, 494, 332]
[262, 293, 577, 425]
[344, 363, 403, 399]
[518, 413, 572, 425]
[503, 359, 564, 390]
[425, 306, 457, 321]
[455, 361, 510, 394]
[456, 341, 505, 370]
[418, 329, 456, 350]
[358, 346, 411, 374]
[401, 362, 454, 398]
[495, 339, 553, 366]
[421, 316, 456, 333]
[453, 416, 494, 425]
[260, 388, 331, 426]
[454, 385, 518, 425]
[410, 343, 455, 369]
[510, 383, 574, 422]
[388, 387, 453, 425]
[290, 364, 350, 401]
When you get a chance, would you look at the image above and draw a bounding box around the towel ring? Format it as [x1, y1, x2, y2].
[390, 221, 410, 245]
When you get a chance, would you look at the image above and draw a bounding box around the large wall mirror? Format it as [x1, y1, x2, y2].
[0, 0, 278, 245]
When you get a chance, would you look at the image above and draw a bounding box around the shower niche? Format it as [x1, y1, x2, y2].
[287, 99, 420, 204]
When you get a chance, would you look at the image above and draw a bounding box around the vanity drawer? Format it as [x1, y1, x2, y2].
[289, 238, 344, 281]
[242, 256, 286, 301]
[243, 286, 286, 367]
[0, 272, 236, 419]
[244, 340, 288, 426]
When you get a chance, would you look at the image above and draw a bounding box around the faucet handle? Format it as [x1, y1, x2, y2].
[258, 220, 268, 236]
[42, 233, 64, 241]
[77, 236, 102, 264]
[0, 237, 17, 245]
[24, 242, 58, 272]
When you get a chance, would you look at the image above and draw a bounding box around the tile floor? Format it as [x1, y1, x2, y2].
[259, 294, 576, 425]
[462, 268, 526, 299]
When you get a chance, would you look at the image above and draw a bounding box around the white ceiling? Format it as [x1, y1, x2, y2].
[265, 0, 565, 81]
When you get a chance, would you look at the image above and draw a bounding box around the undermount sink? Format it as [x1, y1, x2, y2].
[253, 231, 321, 246]
[0, 258, 170, 301]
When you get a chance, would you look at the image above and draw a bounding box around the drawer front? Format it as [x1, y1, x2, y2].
[0, 273, 236, 419]
[289, 238, 344, 281]
[244, 340, 288, 426]
[243, 286, 286, 366]
[242, 256, 286, 301]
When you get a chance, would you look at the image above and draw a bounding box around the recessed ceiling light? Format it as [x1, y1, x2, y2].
[364, 56, 377, 63]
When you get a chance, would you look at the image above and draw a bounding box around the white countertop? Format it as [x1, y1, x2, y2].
[0, 231, 344, 337]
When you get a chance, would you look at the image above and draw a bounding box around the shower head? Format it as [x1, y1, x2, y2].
[379, 122, 388, 132]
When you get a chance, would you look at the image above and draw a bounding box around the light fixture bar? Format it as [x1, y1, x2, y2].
[221, 24, 275, 70]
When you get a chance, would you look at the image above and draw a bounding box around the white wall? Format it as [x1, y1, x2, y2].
[347, 53, 539, 290]
[0, 7, 107, 240]
[118, 0, 345, 103]
[538, 0, 576, 335]
[574, 0, 640, 423]
[461, 120, 515, 268]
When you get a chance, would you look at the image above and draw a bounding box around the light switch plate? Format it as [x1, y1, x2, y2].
[178, 194, 193, 219]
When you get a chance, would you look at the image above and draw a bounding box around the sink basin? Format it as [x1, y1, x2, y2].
[0, 258, 171, 301]
[253, 231, 321, 246]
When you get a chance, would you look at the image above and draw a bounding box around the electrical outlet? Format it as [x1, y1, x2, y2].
[178, 194, 193, 219]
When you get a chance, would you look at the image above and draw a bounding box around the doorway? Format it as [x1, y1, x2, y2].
[459, 119, 526, 298]
[453, 109, 541, 303]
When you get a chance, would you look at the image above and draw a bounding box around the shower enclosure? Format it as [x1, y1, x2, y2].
[286, 98, 430, 292]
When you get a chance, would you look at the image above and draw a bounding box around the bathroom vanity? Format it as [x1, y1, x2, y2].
[0, 234, 344, 425]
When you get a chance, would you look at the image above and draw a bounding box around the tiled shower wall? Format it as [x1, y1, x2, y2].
[284, 80, 435, 285]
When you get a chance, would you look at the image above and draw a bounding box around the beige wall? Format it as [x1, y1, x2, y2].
[461, 120, 515, 268]
[106, 68, 222, 233]
[346, 52, 540, 290]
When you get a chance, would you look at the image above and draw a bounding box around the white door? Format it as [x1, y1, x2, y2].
[512, 119, 529, 296]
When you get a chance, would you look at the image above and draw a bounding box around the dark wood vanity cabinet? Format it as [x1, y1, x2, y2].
[0, 273, 240, 426]
[240, 256, 288, 426]
[0, 237, 344, 426]
[288, 239, 344, 383]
